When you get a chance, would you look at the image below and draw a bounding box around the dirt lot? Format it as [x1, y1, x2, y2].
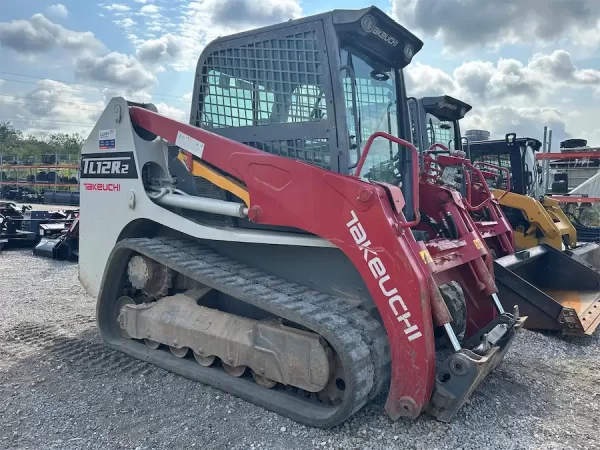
[0, 250, 599, 450]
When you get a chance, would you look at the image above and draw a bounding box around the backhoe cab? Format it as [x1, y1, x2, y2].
[80, 7, 523, 428]
[411, 95, 600, 335]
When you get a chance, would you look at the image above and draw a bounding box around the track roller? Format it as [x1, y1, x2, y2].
[223, 364, 246, 377]
[193, 353, 216, 367]
[253, 372, 277, 388]
[170, 346, 189, 358]
[144, 339, 160, 349]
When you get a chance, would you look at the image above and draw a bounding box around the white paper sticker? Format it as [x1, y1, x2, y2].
[175, 131, 205, 158]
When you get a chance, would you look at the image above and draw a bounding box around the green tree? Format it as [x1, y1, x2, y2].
[0, 122, 84, 160]
[0, 121, 24, 155]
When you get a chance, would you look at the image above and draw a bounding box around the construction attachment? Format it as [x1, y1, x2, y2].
[494, 246, 600, 335]
[0, 201, 78, 257]
[33, 214, 79, 260]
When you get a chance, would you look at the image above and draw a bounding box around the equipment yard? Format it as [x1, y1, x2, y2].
[0, 250, 598, 450]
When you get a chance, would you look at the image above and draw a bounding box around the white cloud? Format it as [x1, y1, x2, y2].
[75, 51, 157, 91]
[155, 102, 187, 122]
[205, 0, 301, 28]
[0, 79, 103, 134]
[0, 14, 104, 55]
[140, 4, 159, 14]
[392, 0, 600, 52]
[114, 18, 135, 28]
[172, 0, 302, 71]
[408, 50, 600, 108]
[462, 105, 570, 143]
[579, 128, 600, 146]
[405, 50, 600, 142]
[103, 4, 131, 12]
[47, 4, 69, 19]
[405, 62, 456, 97]
[137, 33, 182, 66]
[529, 50, 600, 86]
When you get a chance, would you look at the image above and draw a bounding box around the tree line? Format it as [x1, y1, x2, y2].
[0, 121, 85, 160]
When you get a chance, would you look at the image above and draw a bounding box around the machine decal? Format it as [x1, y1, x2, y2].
[99, 129, 116, 150]
[346, 210, 422, 342]
[437, 100, 457, 110]
[176, 130, 205, 159]
[473, 238, 484, 250]
[419, 250, 434, 264]
[80, 152, 138, 179]
[83, 183, 121, 191]
[360, 15, 399, 47]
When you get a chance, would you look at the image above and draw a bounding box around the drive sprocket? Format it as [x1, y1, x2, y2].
[127, 254, 173, 299]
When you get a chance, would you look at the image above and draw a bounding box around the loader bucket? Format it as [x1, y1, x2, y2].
[567, 242, 600, 271]
[33, 238, 61, 259]
[494, 245, 600, 335]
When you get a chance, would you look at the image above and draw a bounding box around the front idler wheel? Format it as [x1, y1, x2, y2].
[114, 296, 135, 339]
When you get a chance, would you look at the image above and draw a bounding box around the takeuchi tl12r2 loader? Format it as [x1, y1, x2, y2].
[79, 8, 525, 428]
[409, 95, 600, 335]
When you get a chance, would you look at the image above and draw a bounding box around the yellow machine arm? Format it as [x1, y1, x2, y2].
[177, 152, 250, 206]
[492, 189, 577, 251]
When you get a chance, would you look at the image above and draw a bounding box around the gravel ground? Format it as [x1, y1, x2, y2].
[0, 249, 599, 450]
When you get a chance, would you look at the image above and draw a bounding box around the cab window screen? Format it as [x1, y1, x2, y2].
[197, 31, 328, 129]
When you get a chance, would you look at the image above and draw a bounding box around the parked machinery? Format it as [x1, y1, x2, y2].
[33, 212, 79, 260]
[79, 8, 524, 428]
[0, 201, 78, 251]
[409, 95, 600, 335]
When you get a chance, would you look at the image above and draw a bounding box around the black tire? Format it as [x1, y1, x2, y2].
[552, 180, 568, 193]
[560, 139, 587, 149]
[554, 172, 568, 182]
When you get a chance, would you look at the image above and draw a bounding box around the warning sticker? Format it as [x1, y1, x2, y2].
[419, 250, 434, 264]
[473, 238, 484, 250]
[99, 129, 116, 150]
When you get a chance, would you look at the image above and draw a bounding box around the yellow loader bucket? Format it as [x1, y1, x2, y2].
[494, 245, 600, 335]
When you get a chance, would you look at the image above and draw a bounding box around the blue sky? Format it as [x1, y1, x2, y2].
[1, 0, 600, 146]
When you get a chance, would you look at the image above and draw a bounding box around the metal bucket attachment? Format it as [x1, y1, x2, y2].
[567, 242, 600, 271]
[494, 245, 600, 335]
[33, 238, 61, 259]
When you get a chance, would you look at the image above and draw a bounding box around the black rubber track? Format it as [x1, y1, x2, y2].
[96, 237, 391, 428]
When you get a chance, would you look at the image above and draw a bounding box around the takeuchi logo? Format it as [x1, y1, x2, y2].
[346, 210, 422, 341]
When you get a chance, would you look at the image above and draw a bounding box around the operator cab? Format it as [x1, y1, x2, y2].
[190, 6, 423, 220]
[408, 95, 471, 153]
[469, 135, 543, 197]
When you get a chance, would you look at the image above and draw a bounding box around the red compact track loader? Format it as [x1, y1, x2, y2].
[79, 7, 524, 428]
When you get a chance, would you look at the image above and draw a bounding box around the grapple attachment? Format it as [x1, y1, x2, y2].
[494, 245, 600, 335]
